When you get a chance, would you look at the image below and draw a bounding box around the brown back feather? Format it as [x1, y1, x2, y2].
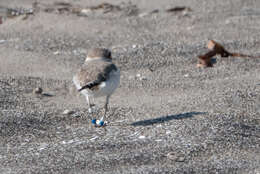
[77, 59, 117, 90]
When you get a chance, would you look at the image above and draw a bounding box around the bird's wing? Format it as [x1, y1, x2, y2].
[77, 62, 118, 91]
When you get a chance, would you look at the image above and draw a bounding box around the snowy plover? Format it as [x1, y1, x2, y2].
[73, 48, 120, 125]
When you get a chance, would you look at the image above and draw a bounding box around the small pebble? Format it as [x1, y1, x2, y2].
[140, 76, 147, 81]
[150, 9, 159, 14]
[167, 152, 185, 162]
[79, 9, 91, 16]
[175, 156, 185, 162]
[63, 109, 74, 115]
[138, 135, 146, 139]
[182, 10, 189, 17]
[28, 8, 34, 14]
[53, 51, 60, 55]
[0, 40, 6, 44]
[138, 12, 149, 18]
[42, 93, 54, 97]
[33, 87, 43, 94]
[156, 124, 162, 127]
[167, 152, 176, 160]
[90, 136, 98, 141]
[166, 130, 171, 134]
[138, 9, 159, 18]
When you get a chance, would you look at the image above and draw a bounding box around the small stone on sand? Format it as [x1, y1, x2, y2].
[33, 87, 43, 94]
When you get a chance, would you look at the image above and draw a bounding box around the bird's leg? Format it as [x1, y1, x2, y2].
[100, 95, 110, 122]
[86, 96, 95, 114]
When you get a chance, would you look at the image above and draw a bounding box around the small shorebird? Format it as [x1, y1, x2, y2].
[73, 48, 120, 126]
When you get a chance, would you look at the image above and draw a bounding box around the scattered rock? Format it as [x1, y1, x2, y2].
[63, 109, 74, 115]
[7, 7, 34, 17]
[166, 6, 192, 13]
[8, 2, 140, 18]
[167, 152, 177, 160]
[138, 135, 146, 139]
[138, 9, 159, 18]
[77, 8, 92, 16]
[0, 6, 34, 23]
[90, 136, 99, 141]
[53, 51, 60, 55]
[166, 130, 171, 134]
[33, 87, 43, 94]
[37, 2, 122, 16]
[167, 152, 186, 162]
[122, 2, 139, 16]
[38, 143, 49, 151]
[150, 9, 159, 14]
[89, 2, 121, 14]
[175, 156, 186, 162]
[136, 74, 148, 81]
[33, 88, 54, 97]
[53, 2, 72, 7]
[0, 40, 6, 44]
[140, 76, 147, 81]
[87, 2, 139, 16]
[138, 12, 149, 18]
[42, 93, 54, 97]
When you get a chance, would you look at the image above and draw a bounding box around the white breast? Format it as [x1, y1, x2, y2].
[95, 69, 120, 97]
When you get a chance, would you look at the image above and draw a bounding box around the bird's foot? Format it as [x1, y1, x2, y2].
[91, 119, 107, 127]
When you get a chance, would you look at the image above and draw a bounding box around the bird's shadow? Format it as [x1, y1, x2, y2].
[131, 112, 207, 126]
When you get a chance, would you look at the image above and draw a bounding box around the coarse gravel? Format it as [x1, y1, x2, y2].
[0, 0, 260, 173]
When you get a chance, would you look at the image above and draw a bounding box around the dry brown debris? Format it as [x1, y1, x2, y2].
[0, 6, 34, 22]
[197, 40, 260, 68]
[197, 50, 217, 68]
[88, 2, 121, 13]
[208, 40, 259, 58]
[166, 6, 192, 13]
[32, 2, 138, 16]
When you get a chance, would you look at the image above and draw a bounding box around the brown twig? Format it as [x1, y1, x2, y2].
[166, 6, 191, 13]
[197, 40, 260, 68]
[197, 50, 217, 68]
[208, 40, 260, 58]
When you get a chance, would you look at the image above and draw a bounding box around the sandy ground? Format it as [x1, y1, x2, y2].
[0, 0, 260, 173]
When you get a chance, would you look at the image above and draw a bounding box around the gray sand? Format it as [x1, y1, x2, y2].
[0, 0, 260, 173]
